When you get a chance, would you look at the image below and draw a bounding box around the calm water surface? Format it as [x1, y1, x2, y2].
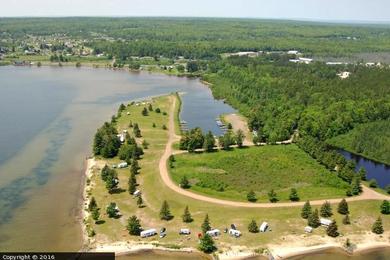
[288, 247, 390, 260]
[0, 66, 235, 251]
[339, 150, 390, 188]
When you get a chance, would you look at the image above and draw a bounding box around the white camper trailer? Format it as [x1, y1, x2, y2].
[179, 228, 191, 235]
[228, 229, 241, 237]
[140, 229, 157, 238]
[206, 229, 220, 237]
[259, 222, 269, 232]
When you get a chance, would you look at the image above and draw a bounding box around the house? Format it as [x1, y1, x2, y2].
[179, 228, 191, 235]
[228, 229, 241, 237]
[304, 226, 313, 233]
[206, 229, 221, 237]
[259, 222, 269, 232]
[320, 218, 332, 227]
[117, 162, 128, 168]
[140, 228, 157, 238]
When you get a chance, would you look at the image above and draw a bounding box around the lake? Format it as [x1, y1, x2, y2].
[339, 150, 390, 188]
[0, 66, 235, 251]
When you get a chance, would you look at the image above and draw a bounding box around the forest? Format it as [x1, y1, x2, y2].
[2, 17, 390, 60]
[204, 56, 390, 144]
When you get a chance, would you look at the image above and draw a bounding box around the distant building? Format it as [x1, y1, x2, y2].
[337, 71, 351, 79]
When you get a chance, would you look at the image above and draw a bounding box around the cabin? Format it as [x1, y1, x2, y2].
[320, 218, 332, 227]
[133, 190, 141, 197]
[304, 226, 313, 233]
[228, 229, 241, 237]
[259, 222, 269, 232]
[117, 162, 128, 168]
[140, 229, 157, 238]
[179, 228, 191, 235]
[206, 229, 221, 237]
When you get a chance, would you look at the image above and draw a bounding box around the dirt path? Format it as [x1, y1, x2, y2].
[223, 113, 253, 146]
[159, 96, 390, 208]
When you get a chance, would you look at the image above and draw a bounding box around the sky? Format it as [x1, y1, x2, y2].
[1, 0, 390, 22]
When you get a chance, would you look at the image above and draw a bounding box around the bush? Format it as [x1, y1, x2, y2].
[369, 179, 378, 188]
[248, 220, 259, 233]
[247, 190, 257, 202]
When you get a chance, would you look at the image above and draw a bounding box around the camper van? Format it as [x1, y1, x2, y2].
[259, 222, 269, 232]
[179, 228, 191, 235]
[133, 190, 141, 197]
[117, 162, 128, 168]
[206, 229, 220, 237]
[140, 229, 157, 238]
[228, 229, 241, 237]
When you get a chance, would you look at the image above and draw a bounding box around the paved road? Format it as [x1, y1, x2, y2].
[159, 96, 390, 208]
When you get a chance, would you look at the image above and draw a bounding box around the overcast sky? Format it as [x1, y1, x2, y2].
[1, 0, 390, 22]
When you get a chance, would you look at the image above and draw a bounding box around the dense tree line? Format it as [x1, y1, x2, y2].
[93, 122, 121, 158]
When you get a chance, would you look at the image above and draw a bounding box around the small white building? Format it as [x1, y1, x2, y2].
[117, 162, 128, 168]
[140, 228, 157, 238]
[259, 222, 269, 232]
[179, 228, 191, 235]
[320, 218, 332, 227]
[304, 226, 313, 233]
[206, 229, 221, 237]
[228, 229, 241, 237]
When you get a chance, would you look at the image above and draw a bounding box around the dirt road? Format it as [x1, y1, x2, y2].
[159, 96, 389, 208]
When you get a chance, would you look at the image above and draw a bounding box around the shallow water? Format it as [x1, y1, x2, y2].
[287, 247, 390, 260]
[116, 249, 211, 260]
[0, 66, 235, 251]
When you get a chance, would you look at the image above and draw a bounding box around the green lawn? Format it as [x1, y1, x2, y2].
[170, 145, 349, 202]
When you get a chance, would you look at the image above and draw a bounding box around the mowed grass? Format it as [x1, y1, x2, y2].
[86, 94, 389, 252]
[170, 145, 349, 202]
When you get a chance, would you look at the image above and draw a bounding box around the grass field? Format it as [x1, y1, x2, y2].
[86, 94, 390, 253]
[169, 145, 349, 202]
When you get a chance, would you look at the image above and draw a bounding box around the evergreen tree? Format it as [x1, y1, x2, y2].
[130, 159, 140, 175]
[88, 197, 98, 212]
[235, 129, 245, 148]
[289, 188, 300, 201]
[91, 208, 100, 223]
[351, 177, 362, 195]
[159, 200, 173, 220]
[268, 189, 278, 203]
[203, 131, 216, 152]
[106, 202, 117, 218]
[308, 209, 320, 228]
[180, 175, 190, 189]
[386, 185, 390, 194]
[133, 123, 142, 137]
[127, 215, 142, 235]
[358, 167, 367, 181]
[182, 206, 193, 223]
[105, 172, 118, 193]
[326, 220, 339, 237]
[301, 201, 312, 219]
[248, 219, 259, 233]
[137, 195, 143, 208]
[372, 217, 384, 234]
[247, 190, 257, 202]
[198, 234, 216, 253]
[320, 201, 333, 217]
[342, 214, 351, 225]
[338, 199, 349, 215]
[201, 214, 211, 234]
[380, 200, 390, 215]
[155, 108, 161, 113]
[128, 172, 137, 194]
[148, 103, 153, 111]
[142, 107, 148, 116]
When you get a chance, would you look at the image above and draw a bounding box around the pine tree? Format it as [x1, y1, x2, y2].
[289, 188, 300, 201]
[358, 167, 367, 181]
[342, 214, 351, 225]
[127, 215, 142, 235]
[142, 107, 148, 116]
[248, 219, 259, 233]
[106, 202, 117, 218]
[159, 200, 173, 220]
[91, 208, 100, 223]
[351, 177, 362, 195]
[182, 206, 193, 223]
[88, 197, 98, 212]
[372, 217, 384, 234]
[247, 190, 257, 202]
[137, 196, 143, 208]
[203, 131, 216, 152]
[320, 201, 333, 217]
[326, 220, 339, 237]
[180, 175, 190, 189]
[198, 234, 216, 253]
[338, 199, 349, 215]
[128, 172, 137, 194]
[201, 214, 211, 234]
[308, 209, 320, 228]
[301, 201, 312, 219]
[380, 200, 390, 215]
[268, 189, 278, 203]
[148, 103, 153, 111]
[235, 129, 245, 148]
[130, 159, 140, 175]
